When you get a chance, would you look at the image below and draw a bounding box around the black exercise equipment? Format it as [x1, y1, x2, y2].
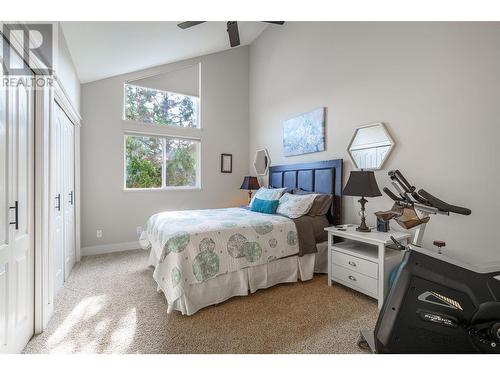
[359, 170, 500, 354]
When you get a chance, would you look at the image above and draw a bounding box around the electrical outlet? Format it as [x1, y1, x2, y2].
[136, 226, 143, 235]
[96, 229, 103, 238]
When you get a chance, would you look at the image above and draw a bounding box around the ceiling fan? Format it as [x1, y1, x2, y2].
[177, 21, 285, 48]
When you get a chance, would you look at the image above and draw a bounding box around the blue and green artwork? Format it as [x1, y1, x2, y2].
[283, 107, 326, 156]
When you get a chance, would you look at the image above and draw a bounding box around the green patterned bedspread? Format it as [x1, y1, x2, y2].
[139, 207, 299, 303]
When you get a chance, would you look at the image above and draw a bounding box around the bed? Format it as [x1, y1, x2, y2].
[140, 159, 343, 315]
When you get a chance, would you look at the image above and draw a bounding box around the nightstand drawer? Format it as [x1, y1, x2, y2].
[332, 249, 378, 278]
[332, 264, 378, 297]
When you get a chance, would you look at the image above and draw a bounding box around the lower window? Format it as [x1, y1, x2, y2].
[124, 134, 200, 189]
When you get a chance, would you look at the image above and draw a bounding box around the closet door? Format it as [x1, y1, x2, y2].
[52, 103, 75, 293]
[62, 108, 75, 280]
[0, 70, 9, 350]
[0, 80, 35, 353]
[9, 83, 34, 352]
[51, 105, 64, 296]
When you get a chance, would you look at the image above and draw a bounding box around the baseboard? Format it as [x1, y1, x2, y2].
[81, 241, 142, 256]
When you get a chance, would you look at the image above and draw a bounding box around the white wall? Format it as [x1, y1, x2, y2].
[132, 64, 199, 97]
[56, 24, 80, 112]
[249, 22, 500, 266]
[81, 47, 249, 249]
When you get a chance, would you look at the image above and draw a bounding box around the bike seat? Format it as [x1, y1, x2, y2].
[433, 240, 446, 248]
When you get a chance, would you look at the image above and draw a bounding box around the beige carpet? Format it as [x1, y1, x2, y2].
[24, 249, 377, 354]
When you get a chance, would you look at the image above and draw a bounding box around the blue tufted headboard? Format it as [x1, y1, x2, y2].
[268, 159, 343, 225]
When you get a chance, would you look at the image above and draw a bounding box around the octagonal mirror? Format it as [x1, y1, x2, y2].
[253, 149, 271, 175]
[347, 123, 395, 170]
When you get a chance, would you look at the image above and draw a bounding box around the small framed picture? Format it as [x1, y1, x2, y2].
[221, 153, 232, 173]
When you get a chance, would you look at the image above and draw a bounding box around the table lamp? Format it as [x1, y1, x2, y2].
[240, 176, 260, 205]
[343, 170, 382, 232]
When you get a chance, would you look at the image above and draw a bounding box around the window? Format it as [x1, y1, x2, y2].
[125, 134, 200, 189]
[123, 67, 201, 190]
[124, 84, 199, 128]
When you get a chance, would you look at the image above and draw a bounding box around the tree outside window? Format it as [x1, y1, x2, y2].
[124, 84, 199, 128]
[125, 135, 199, 189]
[123, 84, 200, 189]
[125, 136, 163, 189]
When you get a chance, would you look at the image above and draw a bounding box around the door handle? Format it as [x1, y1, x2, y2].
[69, 191, 73, 205]
[55, 193, 61, 211]
[9, 201, 18, 230]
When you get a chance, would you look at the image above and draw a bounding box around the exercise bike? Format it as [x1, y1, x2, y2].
[358, 170, 500, 354]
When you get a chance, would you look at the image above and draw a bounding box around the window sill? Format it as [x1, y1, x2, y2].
[122, 119, 202, 131]
[123, 187, 202, 192]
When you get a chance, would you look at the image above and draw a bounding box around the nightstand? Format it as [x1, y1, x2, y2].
[325, 225, 411, 309]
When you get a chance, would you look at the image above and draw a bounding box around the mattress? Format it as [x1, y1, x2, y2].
[139, 208, 300, 304]
[141, 207, 331, 315]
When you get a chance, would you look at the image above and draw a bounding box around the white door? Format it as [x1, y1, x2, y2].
[61, 106, 75, 280]
[52, 103, 75, 294]
[9, 83, 34, 353]
[0, 62, 10, 351]
[0, 54, 35, 353]
[51, 105, 64, 296]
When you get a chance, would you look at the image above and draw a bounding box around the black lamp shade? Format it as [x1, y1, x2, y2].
[342, 171, 382, 198]
[240, 176, 260, 190]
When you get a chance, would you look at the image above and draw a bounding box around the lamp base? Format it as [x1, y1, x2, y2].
[356, 196, 371, 232]
[356, 225, 371, 233]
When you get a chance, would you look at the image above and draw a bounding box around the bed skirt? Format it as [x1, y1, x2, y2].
[148, 250, 319, 316]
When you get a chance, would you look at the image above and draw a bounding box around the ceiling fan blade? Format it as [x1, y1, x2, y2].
[263, 21, 285, 25]
[177, 21, 206, 29]
[226, 21, 240, 47]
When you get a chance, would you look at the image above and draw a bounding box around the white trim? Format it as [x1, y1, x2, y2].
[122, 187, 202, 192]
[81, 241, 142, 257]
[123, 128, 201, 141]
[74, 125, 81, 262]
[53, 77, 81, 125]
[123, 121, 203, 139]
[125, 61, 201, 85]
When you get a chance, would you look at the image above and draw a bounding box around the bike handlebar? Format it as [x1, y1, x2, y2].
[383, 187, 404, 202]
[383, 171, 471, 216]
[418, 189, 471, 216]
[393, 170, 413, 192]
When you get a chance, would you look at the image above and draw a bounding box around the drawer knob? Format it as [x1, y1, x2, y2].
[348, 275, 357, 282]
[348, 261, 357, 267]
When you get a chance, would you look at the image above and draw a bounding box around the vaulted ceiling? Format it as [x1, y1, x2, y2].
[61, 22, 269, 83]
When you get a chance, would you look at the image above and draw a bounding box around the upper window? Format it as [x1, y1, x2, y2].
[124, 84, 199, 128]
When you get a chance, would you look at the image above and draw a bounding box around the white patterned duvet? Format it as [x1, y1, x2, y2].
[139, 208, 299, 304]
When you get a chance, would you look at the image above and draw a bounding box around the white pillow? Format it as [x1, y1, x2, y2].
[277, 192, 318, 219]
[250, 187, 287, 206]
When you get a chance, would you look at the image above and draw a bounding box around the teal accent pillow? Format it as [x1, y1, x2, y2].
[250, 198, 280, 214]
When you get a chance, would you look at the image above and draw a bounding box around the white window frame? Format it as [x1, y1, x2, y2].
[123, 132, 202, 191]
[122, 83, 200, 130]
